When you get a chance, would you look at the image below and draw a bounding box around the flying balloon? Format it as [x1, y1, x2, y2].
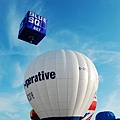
[18, 11, 47, 45]
[24, 50, 99, 120]
[96, 111, 115, 120]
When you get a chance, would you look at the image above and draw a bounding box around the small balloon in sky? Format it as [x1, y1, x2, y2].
[18, 11, 47, 45]
[96, 111, 115, 120]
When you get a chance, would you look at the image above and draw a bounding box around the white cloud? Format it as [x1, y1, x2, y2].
[0, 90, 32, 120]
[45, 29, 119, 66]
[95, 89, 120, 118]
[84, 49, 120, 65]
[0, 97, 16, 113]
[5, 113, 16, 119]
[99, 75, 104, 83]
[30, 1, 43, 14]
[0, 90, 28, 113]
[0, 116, 6, 120]
[12, 63, 24, 88]
[116, 67, 120, 85]
[6, 3, 21, 47]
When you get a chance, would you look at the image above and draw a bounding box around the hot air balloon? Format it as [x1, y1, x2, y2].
[24, 50, 99, 120]
[96, 111, 115, 120]
[82, 95, 97, 120]
[18, 11, 47, 45]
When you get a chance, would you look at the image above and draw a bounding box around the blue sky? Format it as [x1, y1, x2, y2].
[0, 0, 120, 120]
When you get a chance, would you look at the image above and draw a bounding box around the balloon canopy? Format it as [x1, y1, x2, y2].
[24, 50, 99, 120]
[18, 11, 47, 45]
[96, 111, 115, 120]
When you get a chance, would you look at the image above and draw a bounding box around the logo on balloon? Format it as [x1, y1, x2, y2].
[79, 67, 87, 70]
[24, 71, 56, 88]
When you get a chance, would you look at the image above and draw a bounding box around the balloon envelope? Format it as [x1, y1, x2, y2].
[18, 11, 47, 45]
[24, 50, 99, 120]
[96, 111, 115, 120]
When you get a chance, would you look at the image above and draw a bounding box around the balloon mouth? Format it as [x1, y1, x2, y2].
[40, 116, 83, 120]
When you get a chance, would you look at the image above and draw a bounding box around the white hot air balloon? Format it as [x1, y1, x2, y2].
[24, 50, 99, 120]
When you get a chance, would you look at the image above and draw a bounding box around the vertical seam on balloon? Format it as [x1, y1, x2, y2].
[28, 64, 35, 111]
[85, 56, 96, 113]
[35, 54, 46, 118]
[57, 50, 66, 116]
[65, 50, 68, 116]
[45, 51, 54, 117]
[88, 62, 97, 98]
[78, 54, 89, 115]
[56, 50, 60, 116]
[34, 56, 42, 117]
[72, 51, 81, 116]
[30, 60, 38, 113]
[91, 62, 98, 93]
[79, 54, 94, 116]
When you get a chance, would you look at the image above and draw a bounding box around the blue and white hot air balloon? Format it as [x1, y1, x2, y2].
[24, 50, 99, 120]
[18, 11, 47, 45]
